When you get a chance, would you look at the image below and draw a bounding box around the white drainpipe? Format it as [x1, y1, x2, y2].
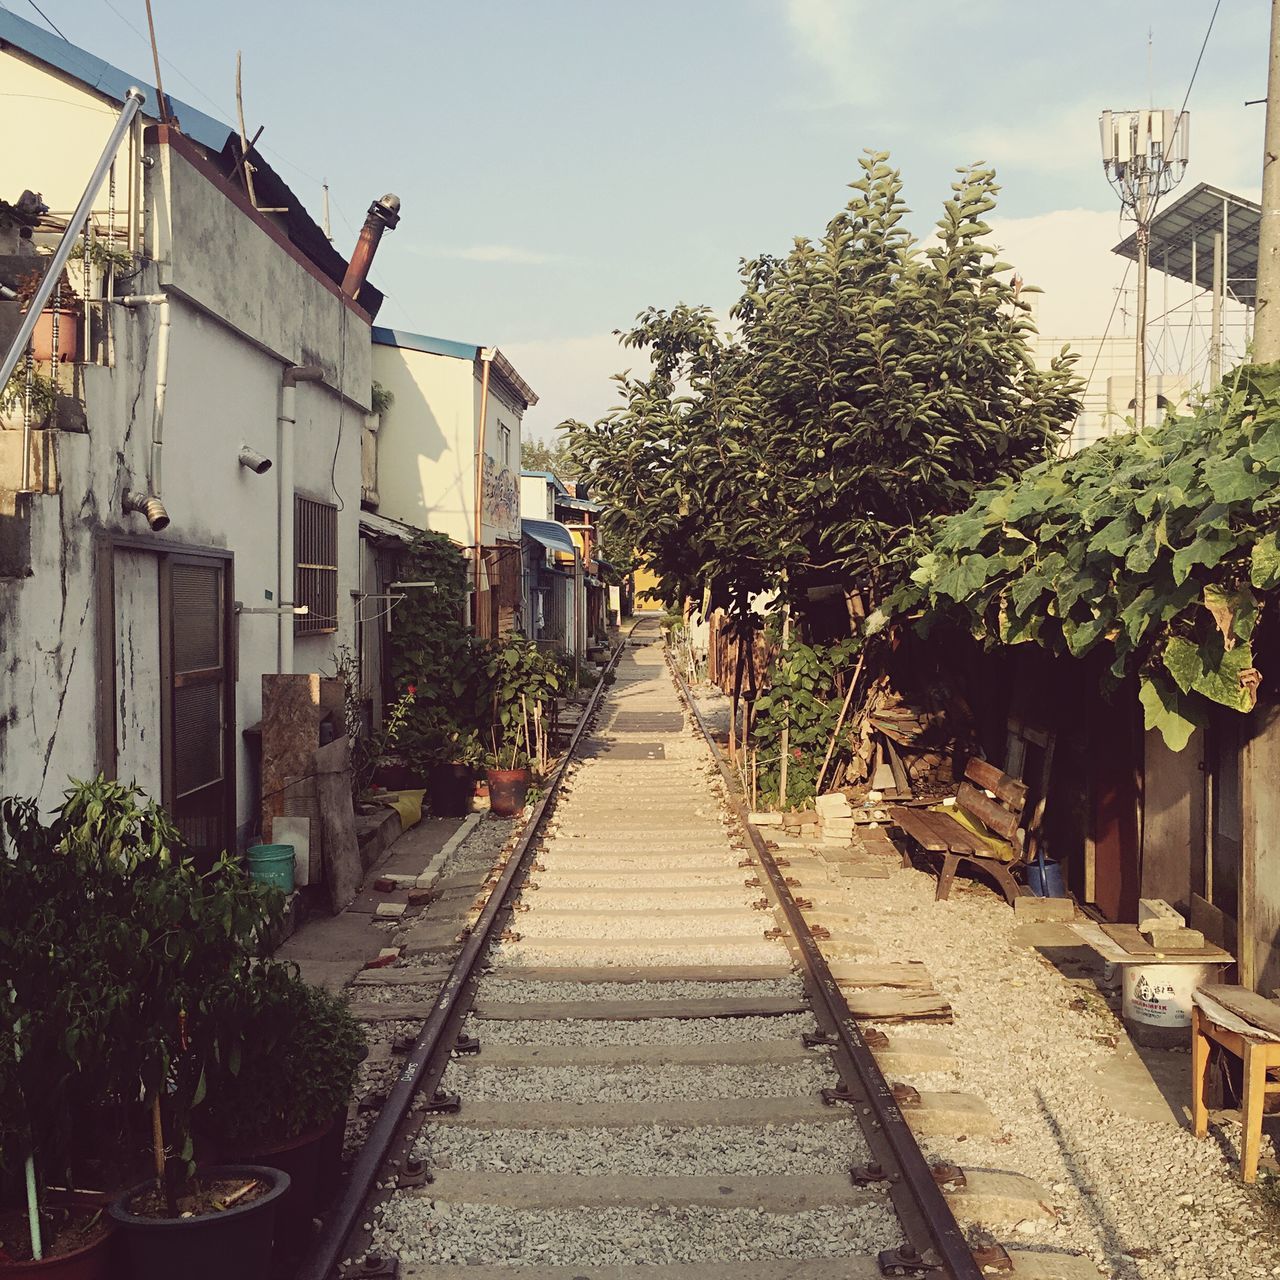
[278, 364, 325, 672]
[114, 293, 171, 529]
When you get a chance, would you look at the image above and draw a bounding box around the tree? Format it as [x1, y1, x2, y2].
[568, 152, 1082, 624]
[521, 433, 580, 481]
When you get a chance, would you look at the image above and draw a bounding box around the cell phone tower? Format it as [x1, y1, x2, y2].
[1099, 109, 1190, 429]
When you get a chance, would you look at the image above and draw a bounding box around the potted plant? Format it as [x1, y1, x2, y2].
[13, 267, 79, 364]
[483, 745, 533, 817]
[14, 778, 292, 1280]
[197, 968, 365, 1263]
[0, 365, 57, 430]
[0, 798, 116, 1279]
[420, 724, 484, 816]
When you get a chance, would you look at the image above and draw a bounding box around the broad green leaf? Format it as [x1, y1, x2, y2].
[1139, 675, 1200, 752]
[1251, 531, 1280, 590]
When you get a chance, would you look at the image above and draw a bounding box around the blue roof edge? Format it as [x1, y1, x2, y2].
[372, 325, 479, 362]
[0, 8, 232, 153]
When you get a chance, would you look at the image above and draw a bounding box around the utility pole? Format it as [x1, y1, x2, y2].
[1255, 0, 1280, 362]
[1134, 168, 1151, 429]
[1099, 108, 1190, 429]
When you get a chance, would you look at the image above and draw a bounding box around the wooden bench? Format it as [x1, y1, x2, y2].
[889, 757, 1031, 906]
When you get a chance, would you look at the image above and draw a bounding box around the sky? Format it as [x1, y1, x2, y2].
[4, 0, 1270, 437]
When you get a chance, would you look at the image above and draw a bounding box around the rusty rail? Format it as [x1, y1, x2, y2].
[296, 626, 636, 1280]
[667, 651, 986, 1280]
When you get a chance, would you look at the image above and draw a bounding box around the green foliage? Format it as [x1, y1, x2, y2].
[371, 380, 395, 416]
[568, 152, 1080, 619]
[0, 779, 283, 1192]
[1, 364, 58, 423]
[753, 638, 859, 808]
[521, 432, 580, 481]
[484, 637, 568, 769]
[388, 532, 491, 767]
[894, 361, 1280, 749]
[201, 969, 366, 1148]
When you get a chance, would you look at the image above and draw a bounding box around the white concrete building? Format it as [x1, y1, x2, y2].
[0, 13, 392, 857]
[370, 327, 536, 638]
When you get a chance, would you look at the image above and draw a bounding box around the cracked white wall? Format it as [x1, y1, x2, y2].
[0, 128, 368, 843]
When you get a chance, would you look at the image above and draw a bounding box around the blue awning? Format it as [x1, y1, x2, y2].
[522, 518, 577, 557]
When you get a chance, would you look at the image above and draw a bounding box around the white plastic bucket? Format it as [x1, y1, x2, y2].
[1121, 963, 1215, 1028]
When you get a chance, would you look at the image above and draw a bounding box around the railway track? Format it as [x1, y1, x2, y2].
[301, 618, 1094, 1280]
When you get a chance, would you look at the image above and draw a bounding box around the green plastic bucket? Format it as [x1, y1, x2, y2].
[246, 842, 295, 894]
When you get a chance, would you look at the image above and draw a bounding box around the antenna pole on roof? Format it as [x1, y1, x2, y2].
[143, 0, 169, 125]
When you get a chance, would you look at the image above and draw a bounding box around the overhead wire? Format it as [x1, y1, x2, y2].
[23, 0, 67, 40]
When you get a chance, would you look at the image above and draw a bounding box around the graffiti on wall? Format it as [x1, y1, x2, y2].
[483, 453, 519, 536]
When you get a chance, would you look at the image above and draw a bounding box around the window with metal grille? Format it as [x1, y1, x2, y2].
[295, 495, 338, 635]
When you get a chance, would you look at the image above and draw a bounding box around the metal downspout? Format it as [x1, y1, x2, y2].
[472, 349, 494, 627]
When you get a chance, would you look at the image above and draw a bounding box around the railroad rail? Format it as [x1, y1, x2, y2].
[298, 618, 1037, 1279]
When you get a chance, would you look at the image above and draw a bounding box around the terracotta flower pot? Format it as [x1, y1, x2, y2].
[29, 309, 80, 363]
[486, 767, 531, 817]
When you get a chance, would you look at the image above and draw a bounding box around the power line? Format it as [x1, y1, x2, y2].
[25, 0, 67, 40]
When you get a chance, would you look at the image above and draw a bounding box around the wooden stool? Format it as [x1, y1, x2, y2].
[1191, 1004, 1280, 1182]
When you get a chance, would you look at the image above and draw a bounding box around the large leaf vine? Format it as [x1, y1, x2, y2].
[892, 362, 1280, 749]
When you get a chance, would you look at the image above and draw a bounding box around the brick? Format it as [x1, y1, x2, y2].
[373, 876, 397, 892]
[362, 947, 401, 970]
[407, 887, 436, 907]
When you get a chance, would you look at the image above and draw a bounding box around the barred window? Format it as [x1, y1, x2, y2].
[295, 495, 338, 635]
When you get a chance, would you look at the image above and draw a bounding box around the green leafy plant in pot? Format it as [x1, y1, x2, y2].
[23, 778, 295, 1280]
[199, 967, 366, 1260]
[0, 797, 117, 1278]
[483, 639, 567, 814]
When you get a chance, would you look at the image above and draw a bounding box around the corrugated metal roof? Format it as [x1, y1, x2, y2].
[1112, 182, 1260, 304]
[359, 511, 421, 543]
[0, 8, 232, 152]
[556, 493, 600, 514]
[522, 518, 577, 557]
[371, 326, 479, 362]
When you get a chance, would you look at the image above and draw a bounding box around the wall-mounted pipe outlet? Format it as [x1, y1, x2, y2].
[238, 444, 272, 474]
[122, 490, 170, 531]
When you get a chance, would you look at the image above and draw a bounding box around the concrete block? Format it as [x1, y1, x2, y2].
[816, 792, 852, 819]
[1138, 897, 1185, 929]
[1013, 896, 1076, 922]
[749, 811, 784, 827]
[363, 947, 401, 970]
[375, 901, 407, 919]
[1142, 925, 1205, 949]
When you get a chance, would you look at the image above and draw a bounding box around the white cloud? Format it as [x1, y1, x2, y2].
[783, 0, 867, 107]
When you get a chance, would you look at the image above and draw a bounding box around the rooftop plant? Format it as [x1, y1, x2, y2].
[890, 361, 1280, 750]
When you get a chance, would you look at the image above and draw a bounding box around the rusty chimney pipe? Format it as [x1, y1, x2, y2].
[341, 193, 401, 300]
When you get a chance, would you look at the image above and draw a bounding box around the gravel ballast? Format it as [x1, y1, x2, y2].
[371, 1201, 902, 1266]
